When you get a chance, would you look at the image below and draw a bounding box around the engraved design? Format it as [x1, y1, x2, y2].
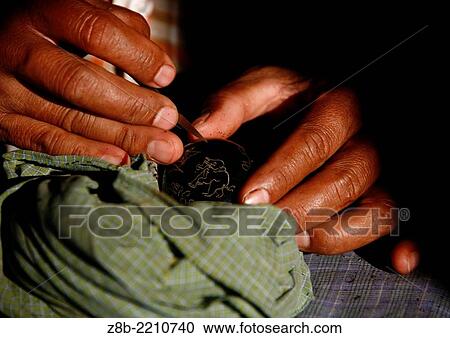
[162, 139, 251, 203]
[169, 182, 194, 205]
[187, 157, 236, 199]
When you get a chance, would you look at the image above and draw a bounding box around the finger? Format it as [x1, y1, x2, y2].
[276, 137, 380, 231]
[4, 78, 183, 163]
[295, 187, 396, 254]
[0, 112, 128, 165]
[33, 0, 174, 87]
[192, 66, 310, 138]
[241, 88, 361, 205]
[12, 35, 178, 130]
[84, 0, 150, 38]
[391, 240, 420, 275]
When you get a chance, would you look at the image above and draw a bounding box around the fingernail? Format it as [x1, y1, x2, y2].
[296, 231, 310, 251]
[243, 188, 270, 205]
[147, 140, 174, 164]
[192, 112, 211, 129]
[101, 153, 129, 166]
[153, 107, 178, 130]
[407, 251, 420, 273]
[154, 64, 176, 87]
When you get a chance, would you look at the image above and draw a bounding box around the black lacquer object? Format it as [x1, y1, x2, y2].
[161, 139, 252, 204]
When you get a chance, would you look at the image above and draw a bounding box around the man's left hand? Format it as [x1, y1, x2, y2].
[193, 66, 419, 274]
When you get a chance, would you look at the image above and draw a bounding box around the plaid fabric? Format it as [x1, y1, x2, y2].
[300, 252, 450, 317]
[0, 150, 313, 317]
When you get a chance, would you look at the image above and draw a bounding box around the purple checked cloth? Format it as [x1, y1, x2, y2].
[299, 252, 450, 317]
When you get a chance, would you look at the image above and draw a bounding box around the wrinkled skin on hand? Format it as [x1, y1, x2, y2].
[193, 66, 419, 274]
[0, 0, 183, 165]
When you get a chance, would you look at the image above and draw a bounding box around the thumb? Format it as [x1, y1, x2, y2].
[192, 66, 309, 139]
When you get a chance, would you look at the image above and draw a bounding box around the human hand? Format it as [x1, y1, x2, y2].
[0, 0, 183, 164]
[193, 66, 419, 274]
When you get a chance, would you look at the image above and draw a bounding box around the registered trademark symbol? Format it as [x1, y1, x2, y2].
[399, 208, 411, 222]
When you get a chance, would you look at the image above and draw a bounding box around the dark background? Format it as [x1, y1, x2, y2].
[167, 5, 442, 285]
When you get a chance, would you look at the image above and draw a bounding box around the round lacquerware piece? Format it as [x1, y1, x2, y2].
[161, 139, 252, 204]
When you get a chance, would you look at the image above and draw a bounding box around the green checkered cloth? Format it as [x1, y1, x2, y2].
[0, 150, 313, 317]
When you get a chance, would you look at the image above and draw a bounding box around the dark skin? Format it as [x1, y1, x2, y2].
[0, 0, 419, 274]
[193, 67, 419, 273]
[0, 0, 183, 164]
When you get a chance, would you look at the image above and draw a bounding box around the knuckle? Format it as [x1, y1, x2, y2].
[33, 125, 90, 156]
[209, 89, 248, 122]
[335, 154, 375, 202]
[114, 125, 137, 151]
[2, 24, 37, 71]
[20, 44, 93, 99]
[269, 160, 298, 193]
[358, 142, 380, 174]
[18, 43, 45, 74]
[301, 125, 336, 164]
[33, 127, 64, 154]
[57, 62, 93, 100]
[333, 167, 362, 203]
[289, 206, 308, 230]
[42, 104, 71, 128]
[61, 109, 96, 134]
[75, 10, 114, 49]
[272, 168, 290, 189]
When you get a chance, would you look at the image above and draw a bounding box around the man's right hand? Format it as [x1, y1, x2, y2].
[0, 0, 183, 165]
